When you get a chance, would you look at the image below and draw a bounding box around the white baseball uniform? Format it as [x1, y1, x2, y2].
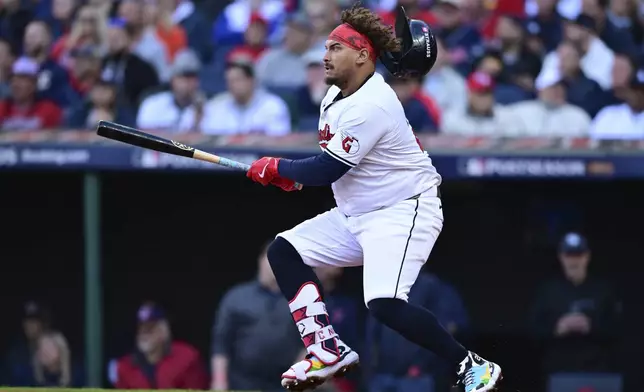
[277, 72, 443, 305]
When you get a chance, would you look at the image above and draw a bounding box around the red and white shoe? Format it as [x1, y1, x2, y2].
[281, 338, 359, 391]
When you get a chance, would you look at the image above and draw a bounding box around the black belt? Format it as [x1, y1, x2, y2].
[406, 186, 441, 201]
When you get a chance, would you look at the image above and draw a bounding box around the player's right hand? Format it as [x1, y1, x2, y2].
[247, 156, 280, 185]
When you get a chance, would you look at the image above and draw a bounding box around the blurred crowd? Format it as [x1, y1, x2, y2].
[0, 233, 622, 392]
[0, 0, 642, 138]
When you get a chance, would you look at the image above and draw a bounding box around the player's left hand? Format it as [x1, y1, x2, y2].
[247, 157, 280, 186]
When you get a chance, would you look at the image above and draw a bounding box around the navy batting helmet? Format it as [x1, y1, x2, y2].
[380, 6, 438, 78]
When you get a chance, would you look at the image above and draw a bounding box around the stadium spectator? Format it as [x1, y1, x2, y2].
[255, 12, 312, 89]
[68, 45, 104, 100]
[581, 0, 638, 54]
[202, 61, 291, 135]
[212, 0, 285, 47]
[118, 0, 171, 82]
[541, 13, 616, 90]
[136, 48, 204, 132]
[102, 17, 159, 108]
[22, 21, 74, 106]
[511, 67, 591, 136]
[388, 74, 441, 133]
[174, 0, 212, 63]
[51, 5, 107, 71]
[31, 332, 84, 387]
[529, 233, 622, 375]
[365, 272, 469, 392]
[114, 302, 208, 389]
[0, 38, 14, 98]
[378, 0, 437, 28]
[590, 67, 644, 139]
[557, 40, 608, 117]
[492, 14, 542, 88]
[441, 71, 523, 135]
[46, 0, 77, 40]
[1, 301, 51, 387]
[143, 0, 187, 63]
[0, 0, 33, 55]
[431, 0, 484, 76]
[227, 13, 269, 64]
[472, 48, 534, 104]
[294, 48, 329, 129]
[0, 57, 62, 131]
[211, 243, 301, 391]
[66, 77, 136, 128]
[607, 0, 644, 47]
[524, 0, 564, 53]
[303, 0, 340, 52]
[422, 37, 467, 114]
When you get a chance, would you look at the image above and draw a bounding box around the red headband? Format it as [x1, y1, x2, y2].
[328, 23, 378, 62]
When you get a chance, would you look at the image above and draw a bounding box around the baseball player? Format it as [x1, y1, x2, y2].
[246, 5, 502, 392]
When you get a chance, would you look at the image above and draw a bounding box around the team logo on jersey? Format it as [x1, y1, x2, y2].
[318, 124, 332, 149]
[341, 131, 360, 155]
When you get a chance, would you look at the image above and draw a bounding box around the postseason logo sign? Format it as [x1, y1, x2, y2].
[461, 157, 587, 178]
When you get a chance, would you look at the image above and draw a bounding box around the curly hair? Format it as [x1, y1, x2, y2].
[341, 4, 401, 53]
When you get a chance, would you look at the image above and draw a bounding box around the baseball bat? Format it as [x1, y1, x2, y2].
[95, 120, 303, 190]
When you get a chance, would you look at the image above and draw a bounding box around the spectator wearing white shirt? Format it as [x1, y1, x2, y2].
[590, 68, 644, 140]
[422, 37, 467, 114]
[441, 71, 524, 136]
[136, 49, 205, 132]
[510, 66, 591, 137]
[540, 14, 615, 90]
[201, 61, 291, 135]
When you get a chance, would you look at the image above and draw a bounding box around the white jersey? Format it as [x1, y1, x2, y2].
[318, 72, 441, 216]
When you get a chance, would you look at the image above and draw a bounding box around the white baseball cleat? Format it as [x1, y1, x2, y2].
[281, 340, 359, 391]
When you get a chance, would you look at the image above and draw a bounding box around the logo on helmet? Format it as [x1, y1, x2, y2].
[422, 26, 431, 58]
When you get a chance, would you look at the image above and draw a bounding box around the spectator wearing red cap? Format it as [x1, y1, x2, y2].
[0, 57, 63, 131]
[441, 71, 523, 135]
[111, 302, 208, 390]
[226, 13, 269, 65]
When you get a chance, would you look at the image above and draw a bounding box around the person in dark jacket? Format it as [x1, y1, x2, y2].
[65, 77, 136, 129]
[387, 74, 440, 133]
[102, 18, 160, 108]
[0, 0, 32, 55]
[113, 302, 208, 390]
[558, 40, 610, 117]
[530, 233, 621, 376]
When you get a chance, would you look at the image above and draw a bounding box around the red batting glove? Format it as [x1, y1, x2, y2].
[247, 157, 280, 186]
[270, 176, 298, 192]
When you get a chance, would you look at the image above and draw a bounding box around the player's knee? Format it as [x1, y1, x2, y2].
[266, 236, 303, 270]
[367, 297, 406, 323]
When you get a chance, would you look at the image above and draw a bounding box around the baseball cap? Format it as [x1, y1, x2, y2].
[249, 12, 268, 27]
[535, 67, 564, 90]
[108, 17, 127, 29]
[559, 232, 590, 254]
[303, 48, 325, 66]
[23, 301, 50, 322]
[467, 71, 495, 93]
[171, 49, 201, 77]
[137, 302, 166, 323]
[12, 57, 39, 76]
[286, 12, 312, 31]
